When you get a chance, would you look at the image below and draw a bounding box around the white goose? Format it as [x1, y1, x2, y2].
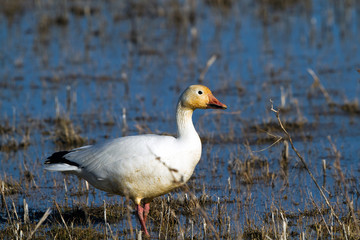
[45, 85, 227, 236]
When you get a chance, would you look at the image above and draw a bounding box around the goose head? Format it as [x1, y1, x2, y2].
[179, 85, 227, 110]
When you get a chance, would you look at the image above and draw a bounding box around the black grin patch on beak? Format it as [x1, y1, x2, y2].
[207, 103, 227, 109]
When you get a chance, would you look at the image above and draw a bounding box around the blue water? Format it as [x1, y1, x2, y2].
[0, 0, 359, 236]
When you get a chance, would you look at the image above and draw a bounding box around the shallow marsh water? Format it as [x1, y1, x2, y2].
[0, 0, 360, 238]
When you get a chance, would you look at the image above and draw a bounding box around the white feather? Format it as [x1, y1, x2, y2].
[45, 85, 226, 205]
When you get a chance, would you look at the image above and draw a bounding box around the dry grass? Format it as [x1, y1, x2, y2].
[1, 107, 359, 238]
[0, 0, 359, 239]
[52, 117, 86, 148]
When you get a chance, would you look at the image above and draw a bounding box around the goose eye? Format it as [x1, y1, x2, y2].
[197, 90, 203, 95]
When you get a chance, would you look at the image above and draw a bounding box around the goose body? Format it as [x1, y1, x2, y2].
[45, 85, 227, 236]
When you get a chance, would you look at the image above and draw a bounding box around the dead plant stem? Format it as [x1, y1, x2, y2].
[270, 100, 348, 239]
[125, 196, 134, 238]
[27, 208, 51, 240]
[182, 184, 221, 240]
[308, 192, 331, 236]
[307, 69, 333, 105]
[199, 54, 217, 83]
[55, 201, 72, 240]
[1, 181, 14, 227]
[328, 136, 359, 234]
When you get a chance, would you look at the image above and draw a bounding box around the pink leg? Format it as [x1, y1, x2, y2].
[136, 204, 150, 237]
[143, 202, 150, 223]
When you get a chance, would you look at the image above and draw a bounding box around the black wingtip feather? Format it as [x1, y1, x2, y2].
[45, 150, 80, 167]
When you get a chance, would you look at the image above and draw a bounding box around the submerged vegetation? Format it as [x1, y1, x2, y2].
[1, 0, 360, 239]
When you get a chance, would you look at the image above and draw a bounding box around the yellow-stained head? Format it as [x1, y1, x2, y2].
[180, 85, 227, 110]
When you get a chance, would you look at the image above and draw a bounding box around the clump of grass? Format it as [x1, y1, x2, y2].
[148, 192, 222, 239]
[47, 226, 104, 239]
[251, 120, 307, 133]
[1, 179, 22, 196]
[242, 226, 264, 240]
[228, 155, 273, 185]
[204, 0, 233, 9]
[0, 121, 30, 152]
[260, 0, 300, 10]
[0, 138, 29, 152]
[0, 123, 12, 134]
[53, 117, 86, 148]
[1, 179, 51, 239]
[69, 5, 100, 16]
[0, 221, 104, 239]
[50, 203, 126, 225]
[340, 99, 360, 114]
[38, 15, 69, 34]
[0, 204, 105, 239]
[0, 0, 25, 21]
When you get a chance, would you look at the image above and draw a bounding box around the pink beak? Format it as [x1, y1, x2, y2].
[207, 94, 227, 109]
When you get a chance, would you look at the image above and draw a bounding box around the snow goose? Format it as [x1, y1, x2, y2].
[44, 84, 227, 236]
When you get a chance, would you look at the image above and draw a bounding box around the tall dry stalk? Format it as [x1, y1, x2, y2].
[270, 100, 348, 239]
[26, 208, 51, 240]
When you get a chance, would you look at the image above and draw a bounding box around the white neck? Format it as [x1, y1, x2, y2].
[174, 98, 202, 180]
[176, 102, 198, 140]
